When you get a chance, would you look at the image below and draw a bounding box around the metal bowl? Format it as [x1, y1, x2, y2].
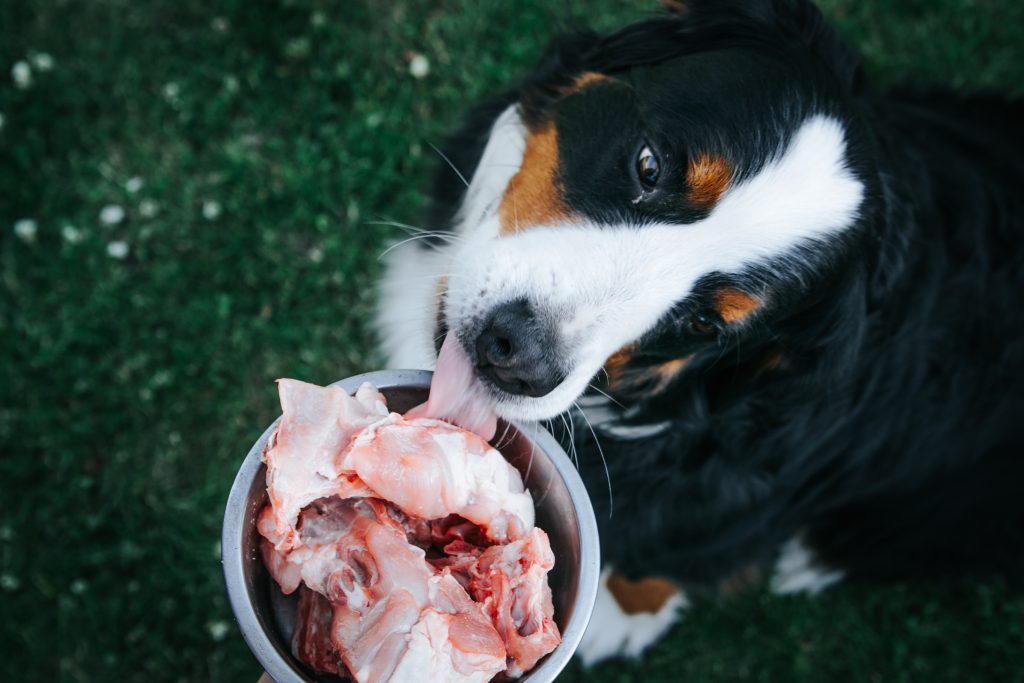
[222, 369, 600, 682]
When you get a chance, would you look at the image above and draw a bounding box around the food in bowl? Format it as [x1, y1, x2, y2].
[256, 376, 561, 682]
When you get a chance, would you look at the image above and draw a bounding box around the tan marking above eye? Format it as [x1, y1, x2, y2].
[560, 71, 610, 96]
[498, 123, 569, 235]
[686, 153, 733, 209]
[714, 288, 761, 325]
[606, 573, 680, 615]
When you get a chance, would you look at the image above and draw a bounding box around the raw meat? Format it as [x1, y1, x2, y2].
[257, 375, 561, 682]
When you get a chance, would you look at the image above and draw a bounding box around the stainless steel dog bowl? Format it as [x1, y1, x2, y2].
[222, 369, 600, 682]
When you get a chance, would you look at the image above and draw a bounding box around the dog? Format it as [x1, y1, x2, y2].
[376, 0, 1024, 664]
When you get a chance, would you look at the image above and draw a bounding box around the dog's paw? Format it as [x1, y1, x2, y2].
[576, 568, 688, 666]
[771, 537, 844, 595]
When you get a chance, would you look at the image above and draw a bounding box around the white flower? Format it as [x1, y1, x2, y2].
[311, 11, 327, 28]
[99, 204, 125, 225]
[307, 246, 324, 263]
[139, 199, 159, 218]
[284, 37, 311, 60]
[70, 579, 87, 595]
[62, 224, 83, 244]
[31, 53, 54, 72]
[107, 240, 129, 259]
[409, 53, 430, 79]
[11, 61, 31, 89]
[206, 620, 230, 641]
[14, 218, 37, 242]
[125, 176, 144, 193]
[202, 200, 222, 220]
[211, 17, 229, 33]
[223, 75, 240, 94]
[162, 82, 180, 101]
[0, 574, 19, 591]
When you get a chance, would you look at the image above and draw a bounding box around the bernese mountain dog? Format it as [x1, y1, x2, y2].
[376, 0, 1024, 664]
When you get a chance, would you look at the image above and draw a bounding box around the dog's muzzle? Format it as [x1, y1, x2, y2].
[473, 300, 566, 398]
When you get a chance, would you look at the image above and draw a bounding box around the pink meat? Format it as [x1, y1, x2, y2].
[257, 378, 561, 681]
[258, 380, 385, 552]
[346, 417, 534, 543]
[449, 528, 561, 677]
[270, 497, 506, 683]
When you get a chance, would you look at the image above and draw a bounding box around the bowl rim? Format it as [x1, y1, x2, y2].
[221, 369, 601, 682]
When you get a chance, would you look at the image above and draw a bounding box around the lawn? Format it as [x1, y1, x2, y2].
[1, 1, 1022, 681]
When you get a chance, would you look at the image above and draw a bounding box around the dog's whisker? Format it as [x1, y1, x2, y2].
[574, 400, 613, 519]
[428, 142, 471, 189]
[559, 413, 578, 469]
[587, 383, 625, 409]
[378, 233, 458, 259]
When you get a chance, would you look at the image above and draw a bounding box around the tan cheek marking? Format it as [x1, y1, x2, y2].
[653, 357, 690, 387]
[498, 124, 569, 235]
[603, 345, 636, 390]
[606, 574, 680, 614]
[686, 153, 732, 210]
[714, 288, 761, 325]
[605, 350, 692, 394]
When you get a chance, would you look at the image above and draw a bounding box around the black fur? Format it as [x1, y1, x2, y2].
[424, 0, 1024, 586]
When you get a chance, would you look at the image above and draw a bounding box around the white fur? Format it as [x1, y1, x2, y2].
[380, 107, 865, 422]
[375, 242, 447, 370]
[576, 568, 688, 666]
[771, 537, 845, 595]
[377, 106, 528, 369]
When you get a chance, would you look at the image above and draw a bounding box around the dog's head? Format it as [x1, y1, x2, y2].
[432, 0, 874, 423]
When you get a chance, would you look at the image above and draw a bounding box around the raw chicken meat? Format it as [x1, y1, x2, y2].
[444, 529, 561, 678]
[257, 371, 561, 682]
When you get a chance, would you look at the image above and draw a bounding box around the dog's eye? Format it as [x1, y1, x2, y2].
[636, 145, 661, 188]
[688, 312, 717, 337]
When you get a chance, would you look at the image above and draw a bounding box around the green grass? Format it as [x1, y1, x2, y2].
[1, 1, 1022, 681]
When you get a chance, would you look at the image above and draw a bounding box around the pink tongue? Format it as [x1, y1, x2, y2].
[405, 333, 498, 441]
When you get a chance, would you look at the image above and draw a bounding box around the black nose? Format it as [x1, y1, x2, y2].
[474, 301, 564, 398]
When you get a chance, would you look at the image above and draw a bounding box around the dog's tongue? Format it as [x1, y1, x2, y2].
[405, 333, 498, 441]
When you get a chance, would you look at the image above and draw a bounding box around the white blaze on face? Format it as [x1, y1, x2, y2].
[442, 108, 864, 421]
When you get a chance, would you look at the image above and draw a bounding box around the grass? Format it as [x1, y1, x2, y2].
[1, 1, 1022, 681]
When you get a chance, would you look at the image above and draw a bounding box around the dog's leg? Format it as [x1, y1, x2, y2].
[770, 537, 844, 595]
[576, 567, 688, 666]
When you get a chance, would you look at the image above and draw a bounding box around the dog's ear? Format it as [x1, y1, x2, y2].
[667, 0, 863, 92]
[518, 28, 604, 126]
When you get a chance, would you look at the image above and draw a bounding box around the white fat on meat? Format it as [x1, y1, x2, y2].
[258, 379, 386, 551]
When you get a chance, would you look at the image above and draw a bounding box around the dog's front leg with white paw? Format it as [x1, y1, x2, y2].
[576, 568, 688, 666]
